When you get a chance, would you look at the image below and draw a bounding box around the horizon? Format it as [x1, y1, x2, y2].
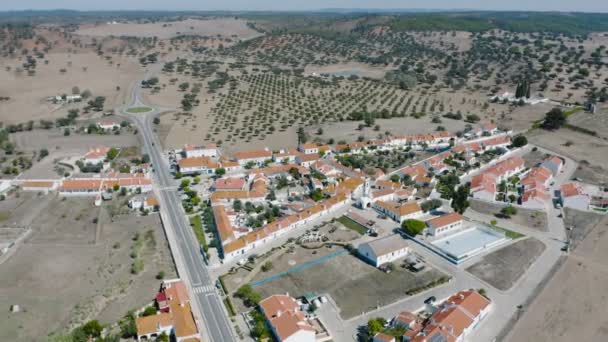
[1, 0, 607, 13]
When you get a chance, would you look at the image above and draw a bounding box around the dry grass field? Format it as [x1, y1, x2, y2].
[76, 18, 262, 40]
[506, 215, 608, 342]
[0, 194, 175, 341]
[528, 128, 608, 185]
[0, 52, 143, 124]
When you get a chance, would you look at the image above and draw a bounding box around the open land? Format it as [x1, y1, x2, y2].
[0, 193, 175, 341]
[528, 128, 608, 186]
[0, 52, 143, 123]
[238, 246, 447, 319]
[467, 237, 546, 291]
[75, 18, 262, 40]
[506, 215, 608, 342]
[470, 199, 548, 232]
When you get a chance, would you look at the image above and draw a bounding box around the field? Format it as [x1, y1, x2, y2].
[253, 251, 446, 319]
[470, 199, 548, 232]
[8, 128, 140, 179]
[0, 52, 143, 124]
[467, 237, 546, 291]
[528, 128, 608, 186]
[505, 215, 608, 342]
[0, 194, 176, 341]
[75, 18, 262, 40]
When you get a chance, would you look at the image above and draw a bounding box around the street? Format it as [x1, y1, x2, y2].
[120, 74, 236, 342]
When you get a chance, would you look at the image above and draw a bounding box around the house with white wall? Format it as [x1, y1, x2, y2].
[357, 234, 410, 267]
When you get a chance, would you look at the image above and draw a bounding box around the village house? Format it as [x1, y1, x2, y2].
[425, 212, 464, 237]
[405, 290, 491, 342]
[211, 177, 247, 191]
[296, 153, 320, 168]
[372, 201, 423, 223]
[234, 148, 273, 167]
[82, 146, 111, 165]
[298, 143, 320, 155]
[357, 234, 410, 267]
[129, 194, 159, 211]
[182, 143, 219, 158]
[273, 148, 300, 163]
[373, 333, 395, 342]
[177, 156, 219, 175]
[560, 182, 590, 210]
[20, 180, 57, 194]
[135, 279, 199, 341]
[471, 173, 498, 201]
[259, 294, 316, 342]
[96, 121, 121, 131]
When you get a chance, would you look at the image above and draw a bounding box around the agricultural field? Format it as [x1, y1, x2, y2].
[0, 193, 175, 341]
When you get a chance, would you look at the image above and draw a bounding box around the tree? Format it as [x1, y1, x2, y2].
[236, 284, 261, 307]
[106, 148, 119, 160]
[512, 135, 528, 147]
[215, 168, 226, 177]
[180, 178, 191, 189]
[451, 184, 470, 214]
[156, 332, 169, 342]
[297, 127, 308, 144]
[402, 219, 426, 236]
[542, 108, 566, 130]
[421, 199, 442, 212]
[233, 199, 242, 212]
[367, 317, 387, 335]
[81, 320, 103, 338]
[500, 205, 518, 218]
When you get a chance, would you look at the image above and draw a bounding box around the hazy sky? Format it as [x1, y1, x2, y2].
[1, 0, 607, 12]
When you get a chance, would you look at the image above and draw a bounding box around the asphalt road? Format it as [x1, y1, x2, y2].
[122, 76, 235, 342]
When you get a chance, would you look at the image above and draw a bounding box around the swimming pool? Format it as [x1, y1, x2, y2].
[431, 226, 507, 263]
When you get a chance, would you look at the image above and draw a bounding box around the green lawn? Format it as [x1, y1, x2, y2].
[336, 216, 367, 235]
[190, 215, 208, 251]
[126, 106, 152, 113]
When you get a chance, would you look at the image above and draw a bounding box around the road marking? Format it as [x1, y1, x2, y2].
[193, 285, 215, 294]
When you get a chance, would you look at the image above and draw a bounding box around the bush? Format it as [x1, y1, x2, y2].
[402, 219, 426, 236]
[500, 205, 518, 218]
[512, 135, 528, 147]
[261, 261, 273, 272]
[141, 306, 157, 317]
[235, 284, 262, 307]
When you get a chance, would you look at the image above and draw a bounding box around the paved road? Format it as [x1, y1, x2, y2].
[121, 75, 235, 342]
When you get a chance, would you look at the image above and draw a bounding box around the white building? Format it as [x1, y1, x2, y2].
[97, 121, 120, 131]
[425, 212, 464, 237]
[357, 234, 410, 267]
[561, 182, 590, 211]
[182, 143, 219, 158]
[372, 201, 423, 224]
[234, 148, 272, 167]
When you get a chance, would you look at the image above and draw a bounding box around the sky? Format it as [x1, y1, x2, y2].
[1, 0, 607, 13]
